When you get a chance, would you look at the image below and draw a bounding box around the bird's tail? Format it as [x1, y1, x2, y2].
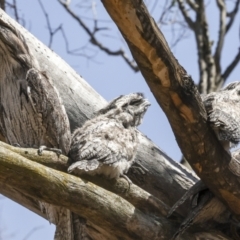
[68, 160, 99, 173]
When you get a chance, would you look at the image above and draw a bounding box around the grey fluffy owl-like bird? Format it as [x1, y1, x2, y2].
[168, 82, 240, 239]
[68, 93, 150, 184]
[203, 82, 240, 150]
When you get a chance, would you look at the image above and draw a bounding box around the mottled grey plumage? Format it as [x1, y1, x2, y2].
[68, 93, 150, 183]
[202, 82, 240, 150]
[0, 23, 73, 239]
[168, 82, 240, 239]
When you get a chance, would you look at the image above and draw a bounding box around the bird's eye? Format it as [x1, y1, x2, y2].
[130, 100, 141, 105]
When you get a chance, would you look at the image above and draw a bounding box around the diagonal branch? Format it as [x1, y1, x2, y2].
[0, 142, 188, 240]
[176, 0, 195, 29]
[226, 0, 240, 34]
[37, 0, 62, 48]
[0, 141, 233, 239]
[186, 0, 198, 11]
[214, 0, 226, 85]
[222, 47, 240, 81]
[101, 0, 240, 222]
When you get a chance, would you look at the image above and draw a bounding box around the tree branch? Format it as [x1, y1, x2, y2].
[214, 0, 226, 85]
[176, 0, 195, 29]
[0, 0, 4, 10]
[222, 47, 240, 81]
[186, 0, 198, 11]
[0, 141, 169, 219]
[101, 0, 240, 221]
[0, 142, 195, 240]
[226, 0, 240, 34]
[0, 141, 233, 239]
[57, 0, 139, 72]
[196, 0, 216, 93]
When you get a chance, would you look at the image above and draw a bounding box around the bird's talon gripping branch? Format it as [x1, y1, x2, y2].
[120, 174, 132, 187]
[38, 145, 62, 156]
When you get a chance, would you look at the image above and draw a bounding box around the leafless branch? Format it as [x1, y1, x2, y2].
[5, 0, 18, 22]
[186, 0, 198, 11]
[157, 1, 174, 24]
[149, 0, 158, 14]
[170, 22, 189, 48]
[214, 0, 226, 81]
[191, 0, 216, 93]
[22, 226, 44, 240]
[222, 47, 240, 81]
[58, 0, 139, 72]
[0, 0, 5, 10]
[38, 0, 62, 48]
[176, 0, 195, 29]
[226, 0, 240, 33]
[5, 0, 25, 26]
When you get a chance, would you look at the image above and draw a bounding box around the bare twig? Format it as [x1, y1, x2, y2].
[37, 0, 62, 48]
[222, 47, 240, 81]
[5, 0, 25, 26]
[176, 0, 195, 29]
[22, 226, 44, 240]
[214, 0, 226, 85]
[186, 0, 198, 11]
[226, 0, 240, 33]
[58, 0, 139, 72]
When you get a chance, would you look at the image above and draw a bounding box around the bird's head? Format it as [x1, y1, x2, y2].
[98, 93, 150, 127]
[220, 82, 240, 102]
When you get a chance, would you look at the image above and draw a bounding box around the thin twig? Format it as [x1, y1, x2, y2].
[222, 47, 240, 81]
[226, 0, 240, 33]
[37, 0, 62, 48]
[176, 0, 195, 29]
[58, 0, 139, 72]
[214, 0, 226, 80]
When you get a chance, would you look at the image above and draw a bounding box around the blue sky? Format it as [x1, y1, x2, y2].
[1, 1, 239, 239]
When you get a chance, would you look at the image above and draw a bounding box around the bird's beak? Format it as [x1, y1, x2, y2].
[143, 99, 151, 108]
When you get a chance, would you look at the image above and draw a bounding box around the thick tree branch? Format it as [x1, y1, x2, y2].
[101, 0, 240, 220]
[0, 141, 233, 239]
[0, 142, 199, 240]
[0, 141, 169, 219]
